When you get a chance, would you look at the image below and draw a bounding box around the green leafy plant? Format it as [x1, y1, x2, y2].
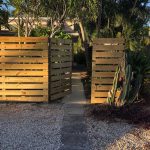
[30, 27, 49, 37]
[54, 31, 71, 39]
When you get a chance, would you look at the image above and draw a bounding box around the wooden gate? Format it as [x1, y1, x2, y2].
[50, 38, 72, 101]
[91, 38, 125, 103]
[0, 37, 72, 102]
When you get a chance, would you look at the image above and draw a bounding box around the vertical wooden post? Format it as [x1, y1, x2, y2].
[48, 37, 51, 102]
[2, 42, 5, 100]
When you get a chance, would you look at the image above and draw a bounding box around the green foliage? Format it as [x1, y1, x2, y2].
[0, 0, 9, 28]
[30, 27, 49, 37]
[74, 50, 86, 65]
[85, 0, 149, 50]
[54, 31, 71, 39]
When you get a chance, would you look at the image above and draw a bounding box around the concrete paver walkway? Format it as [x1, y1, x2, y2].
[60, 72, 90, 150]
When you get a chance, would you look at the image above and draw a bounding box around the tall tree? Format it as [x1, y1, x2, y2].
[8, 0, 41, 36]
[39, 0, 67, 37]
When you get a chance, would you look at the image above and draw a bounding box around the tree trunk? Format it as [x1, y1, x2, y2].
[25, 14, 29, 37]
[18, 16, 21, 37]
[97, 0, 102, 37]
[78, 21, 91, 72]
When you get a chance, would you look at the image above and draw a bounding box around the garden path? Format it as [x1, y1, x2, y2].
[60, 72, 90, 150]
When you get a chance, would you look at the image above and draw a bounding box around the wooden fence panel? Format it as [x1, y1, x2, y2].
[0, 37, 48, 102]
[0, 37, 72, 102]
[50, 38, 72, 101]
[91, 38, 125, 103]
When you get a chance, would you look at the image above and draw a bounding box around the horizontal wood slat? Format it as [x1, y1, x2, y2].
[93, 59, 121, 64]
[0, 44, 48, 49]
[0, 64, 48, 69]
[0, 36, 48, 102]
[51, 90, 70, 100]
[93, 45, 124, 51]
[0, 71, 48, 76]
[93, 38, 125, 44]
[93, 65, 117, 71]
[0, 51, 48, 56]
[0, 37, 48, 42]
[0, 57, 48, 63]
[50, 38, 72, 101]
[0, 97, 48, 102]
[93, 52, 124, 58]
[91, 38, 125, 104]
[0, 77, 48, 82]
[0, 83, 48, 89]
[0, 90, 48, 95]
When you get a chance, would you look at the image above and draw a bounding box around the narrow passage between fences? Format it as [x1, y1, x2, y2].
[60, 72, 90, 150]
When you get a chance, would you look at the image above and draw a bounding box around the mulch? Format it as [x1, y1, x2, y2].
[81, 73, 150, 129]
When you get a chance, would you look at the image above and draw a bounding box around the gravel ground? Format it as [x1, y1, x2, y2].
[0, 103, 64, 150]
[86, 117, 150, 150]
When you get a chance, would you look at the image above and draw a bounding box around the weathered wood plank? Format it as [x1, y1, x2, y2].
[0, 71, 48, 76]
[92, 85, 112, 91]
[0, 51, 48, 56]
[91, 92, 109, 97]
[0, 96, 48, 102]
[0, 77, 48, 82]
[92, 78, 113, 84]
[0, 64, 48, 69]
[0, 37, 48, 42]
[0, 90, 48, 95]
[51, 85, 71, 94]
[51, 68, 71, 74]
[94, 59, 121, 64]
[51, 74, 71, 81]
[0, 44, 48, 49]
[0, 83, 48, 89]
[0, 57, 48, 63]
[91, 97, 107, 104]
[51, 50, 72, 56]
[92, 72, 115, 77]
[93, 38, 125, 44]
[51, 90, 70, 100]
[92, 65, 117, 71]
[51, 56, 71, 62]
[93, 52, 124, 58]
[93, 45, 124, 51]
[51, 62, 72, 68]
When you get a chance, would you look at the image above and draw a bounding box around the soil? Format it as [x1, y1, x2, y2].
[81, 73, 150, 129]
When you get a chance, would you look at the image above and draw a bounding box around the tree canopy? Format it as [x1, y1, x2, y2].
[7, 0, 150, 50]
[0, 0, 9, 30]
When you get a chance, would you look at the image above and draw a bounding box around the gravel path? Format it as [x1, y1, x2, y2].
[0, 72, 149, 150]
[86, 117, 150, 150]
[0, 103, 64, 150]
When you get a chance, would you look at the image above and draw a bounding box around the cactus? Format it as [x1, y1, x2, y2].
[107, 50, 149, 107]
[119, 64, 132, 103]
[107, 66, 120, 105]
[128, 74, 143, 103]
